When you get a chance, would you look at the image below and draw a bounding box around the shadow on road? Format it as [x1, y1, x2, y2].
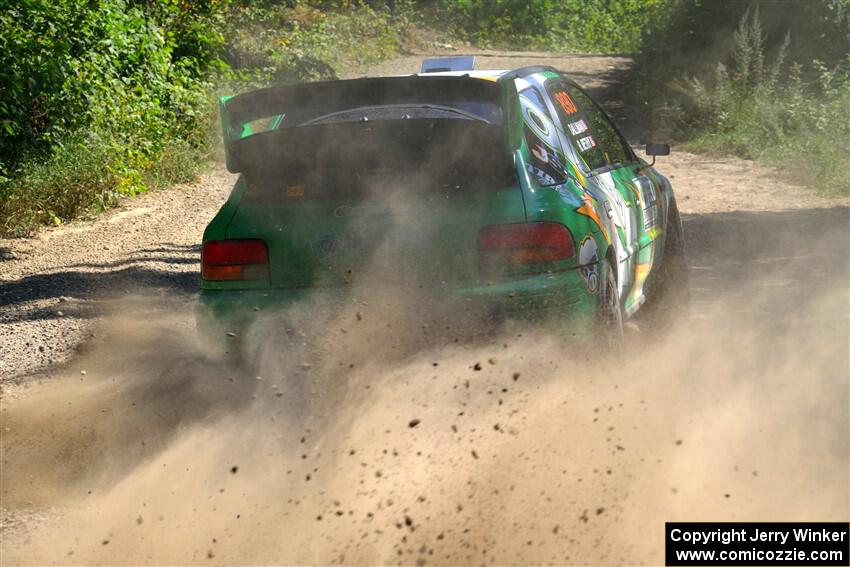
[684, 206, 848, 286]
[3, 208, 848, 326]
[0, 244, 200, 324]
[682, 206, 849, 336]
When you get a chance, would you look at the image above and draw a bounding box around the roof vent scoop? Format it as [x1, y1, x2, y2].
[420, 56, 475, 73]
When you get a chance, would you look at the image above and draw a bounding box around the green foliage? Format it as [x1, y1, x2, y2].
[0, 0, 222, 174]
[425, 0, 673, 53]
[0, 0, 408, 237]
[129, 0, 231, 73]
[0, 0, 225, 236]
[634, 0, 850, 82]
[630, 1, 850, 195]
[223, 1, 404, 86]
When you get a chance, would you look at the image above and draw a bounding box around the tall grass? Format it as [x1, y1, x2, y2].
[630, 3, 850, 196]
[677, 9, 850, 195]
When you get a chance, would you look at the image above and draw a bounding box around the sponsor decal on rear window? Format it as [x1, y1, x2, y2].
[567, 119, 588, 135]
[576, 135, 596, 152]
[554, 91, 578, 115]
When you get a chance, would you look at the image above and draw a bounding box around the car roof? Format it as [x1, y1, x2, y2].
[414, 69, 509, 81]
[405, 66, 563, 83]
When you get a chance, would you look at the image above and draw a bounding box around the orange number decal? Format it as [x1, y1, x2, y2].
[554, 91, 578, 115]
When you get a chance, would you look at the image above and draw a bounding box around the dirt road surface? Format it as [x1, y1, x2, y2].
[1, 52, 848, 564]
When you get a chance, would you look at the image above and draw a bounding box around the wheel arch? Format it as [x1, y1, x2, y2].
[604, 245, 618, 282]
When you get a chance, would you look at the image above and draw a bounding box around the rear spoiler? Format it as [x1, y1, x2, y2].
[220, 75, 519, 173]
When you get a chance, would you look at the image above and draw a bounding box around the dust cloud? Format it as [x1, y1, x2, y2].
[2, 212, 848, 565]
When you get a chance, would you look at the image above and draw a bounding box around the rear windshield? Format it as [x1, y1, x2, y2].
[233, 119, 516, 201]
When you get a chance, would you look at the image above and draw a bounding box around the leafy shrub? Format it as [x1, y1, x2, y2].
[0, 0, 224, 235]
[0, 0, 408, 237]
[0, 0, 221, 175]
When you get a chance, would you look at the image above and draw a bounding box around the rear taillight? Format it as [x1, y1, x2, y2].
[479, 222, 575, 266]
[202, 239, 269, 281]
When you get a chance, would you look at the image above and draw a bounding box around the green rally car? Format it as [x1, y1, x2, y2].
[198, 60, 688, 348]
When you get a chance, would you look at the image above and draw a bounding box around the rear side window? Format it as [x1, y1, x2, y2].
[518, 86, 568, 186]
[546, 80, 632, 170]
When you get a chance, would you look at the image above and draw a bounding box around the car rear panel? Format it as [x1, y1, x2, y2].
[225, 183, 526, 289]
[201, 73, 598, 339]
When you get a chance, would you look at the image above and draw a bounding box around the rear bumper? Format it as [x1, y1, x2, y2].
[453, 270, 592, 320]
[196, 269, 596, 348]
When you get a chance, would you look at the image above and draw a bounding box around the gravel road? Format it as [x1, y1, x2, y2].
[1, 51, 847, 564]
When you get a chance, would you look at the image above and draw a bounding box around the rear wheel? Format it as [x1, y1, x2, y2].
[596, 257, 624, 347]
[642, 200, 690, 327]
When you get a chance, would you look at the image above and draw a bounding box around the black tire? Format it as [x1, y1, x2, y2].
[642, 200, 690, 327]
[597, 257, 624, 347]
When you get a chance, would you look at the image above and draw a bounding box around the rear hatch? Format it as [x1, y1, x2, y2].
[225, 118, 525, 288]
[219, 76, 527, 290]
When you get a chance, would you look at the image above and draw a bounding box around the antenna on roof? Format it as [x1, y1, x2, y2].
[420, 56, 475, 73]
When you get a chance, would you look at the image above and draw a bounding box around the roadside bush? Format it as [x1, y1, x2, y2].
[0, 0, 409, 237]
[0, 0, 221, 175]
[0, 0, 222, 236]
[629, 1, 850, 195]
[223, 1, 405, 86]
[425, 0, 673, 53]
[680, 12, 850, 194]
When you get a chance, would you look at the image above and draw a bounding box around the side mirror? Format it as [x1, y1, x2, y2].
[644, 142, 670, 167]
